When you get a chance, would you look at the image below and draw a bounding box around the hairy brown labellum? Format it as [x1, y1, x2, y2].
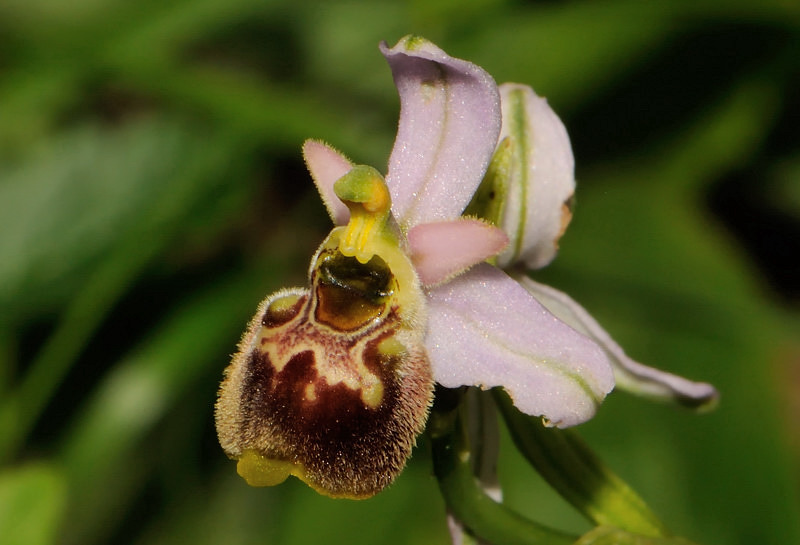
[216, 231, 433, 499]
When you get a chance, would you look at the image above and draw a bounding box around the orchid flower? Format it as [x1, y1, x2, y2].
[215, 35, 717, 501]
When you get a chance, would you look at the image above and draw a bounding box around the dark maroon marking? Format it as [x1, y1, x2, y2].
[236, 317, 433, 497]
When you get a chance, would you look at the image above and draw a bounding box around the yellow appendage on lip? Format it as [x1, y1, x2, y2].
[360, 380, 384, 409]
[237, 449, 372, 499]
[237, 449, 298, 488]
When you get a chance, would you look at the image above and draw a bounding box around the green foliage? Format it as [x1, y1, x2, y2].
[0, 464, 66, 545]
[1, 1, 798, 544]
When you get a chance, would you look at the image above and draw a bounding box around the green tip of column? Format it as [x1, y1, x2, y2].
[333, 165, 391, 214]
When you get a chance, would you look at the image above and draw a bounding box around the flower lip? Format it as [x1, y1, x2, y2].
[219, 34, 720, 502]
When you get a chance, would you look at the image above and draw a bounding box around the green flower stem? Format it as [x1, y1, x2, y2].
[463, 388, 502, 498]
[574, 526, 700, 545]
[494, 391, 668, 537]
[430, 398, 577, 545]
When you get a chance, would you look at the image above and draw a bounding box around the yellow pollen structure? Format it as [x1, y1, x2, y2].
[341, 211, 379, 263]
[334, 166, 393, 264]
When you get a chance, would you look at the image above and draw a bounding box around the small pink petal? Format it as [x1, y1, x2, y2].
[302, 139, 352, 225]
[408, 219, 508, 286]
[426, 264, 615, 428]
[380, 36, 501, 228]
[517, 275, 719, 410]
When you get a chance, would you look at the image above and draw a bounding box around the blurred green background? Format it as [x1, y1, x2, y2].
[0, 0, 798, 544]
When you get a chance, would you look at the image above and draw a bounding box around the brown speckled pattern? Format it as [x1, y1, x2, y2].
[216, 251, 433, 498]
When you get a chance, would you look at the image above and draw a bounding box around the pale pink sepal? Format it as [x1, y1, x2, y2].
[302, 139, 352, 226]
[426, 264, 615, 428]
[496, 84, 575, 270]
[380, 36, 501, 229]
[517, 275, 719, 410]
[407, 219, 508, 287]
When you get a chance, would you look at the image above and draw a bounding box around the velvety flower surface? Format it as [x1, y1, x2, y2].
[306, 36, 617, 428]
[307, 36, 717, 428]
[217, 35, 717, 500]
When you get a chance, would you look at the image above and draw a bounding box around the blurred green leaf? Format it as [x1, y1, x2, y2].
[769, 155, 800, 218]
[0, 1, 797, 544]
[56, 265, 279, 545]
[460, 0, 678, 108]
[0, 119, 232, 321]
[0, 463, 66, 545]
[0, 70, 83, 153]
[0, 118, 242, 461]
[575, 526, 699, 545]
[495, 392, 668, 538]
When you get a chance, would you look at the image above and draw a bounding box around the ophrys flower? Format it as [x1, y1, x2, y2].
[215, 35, 717, 500]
